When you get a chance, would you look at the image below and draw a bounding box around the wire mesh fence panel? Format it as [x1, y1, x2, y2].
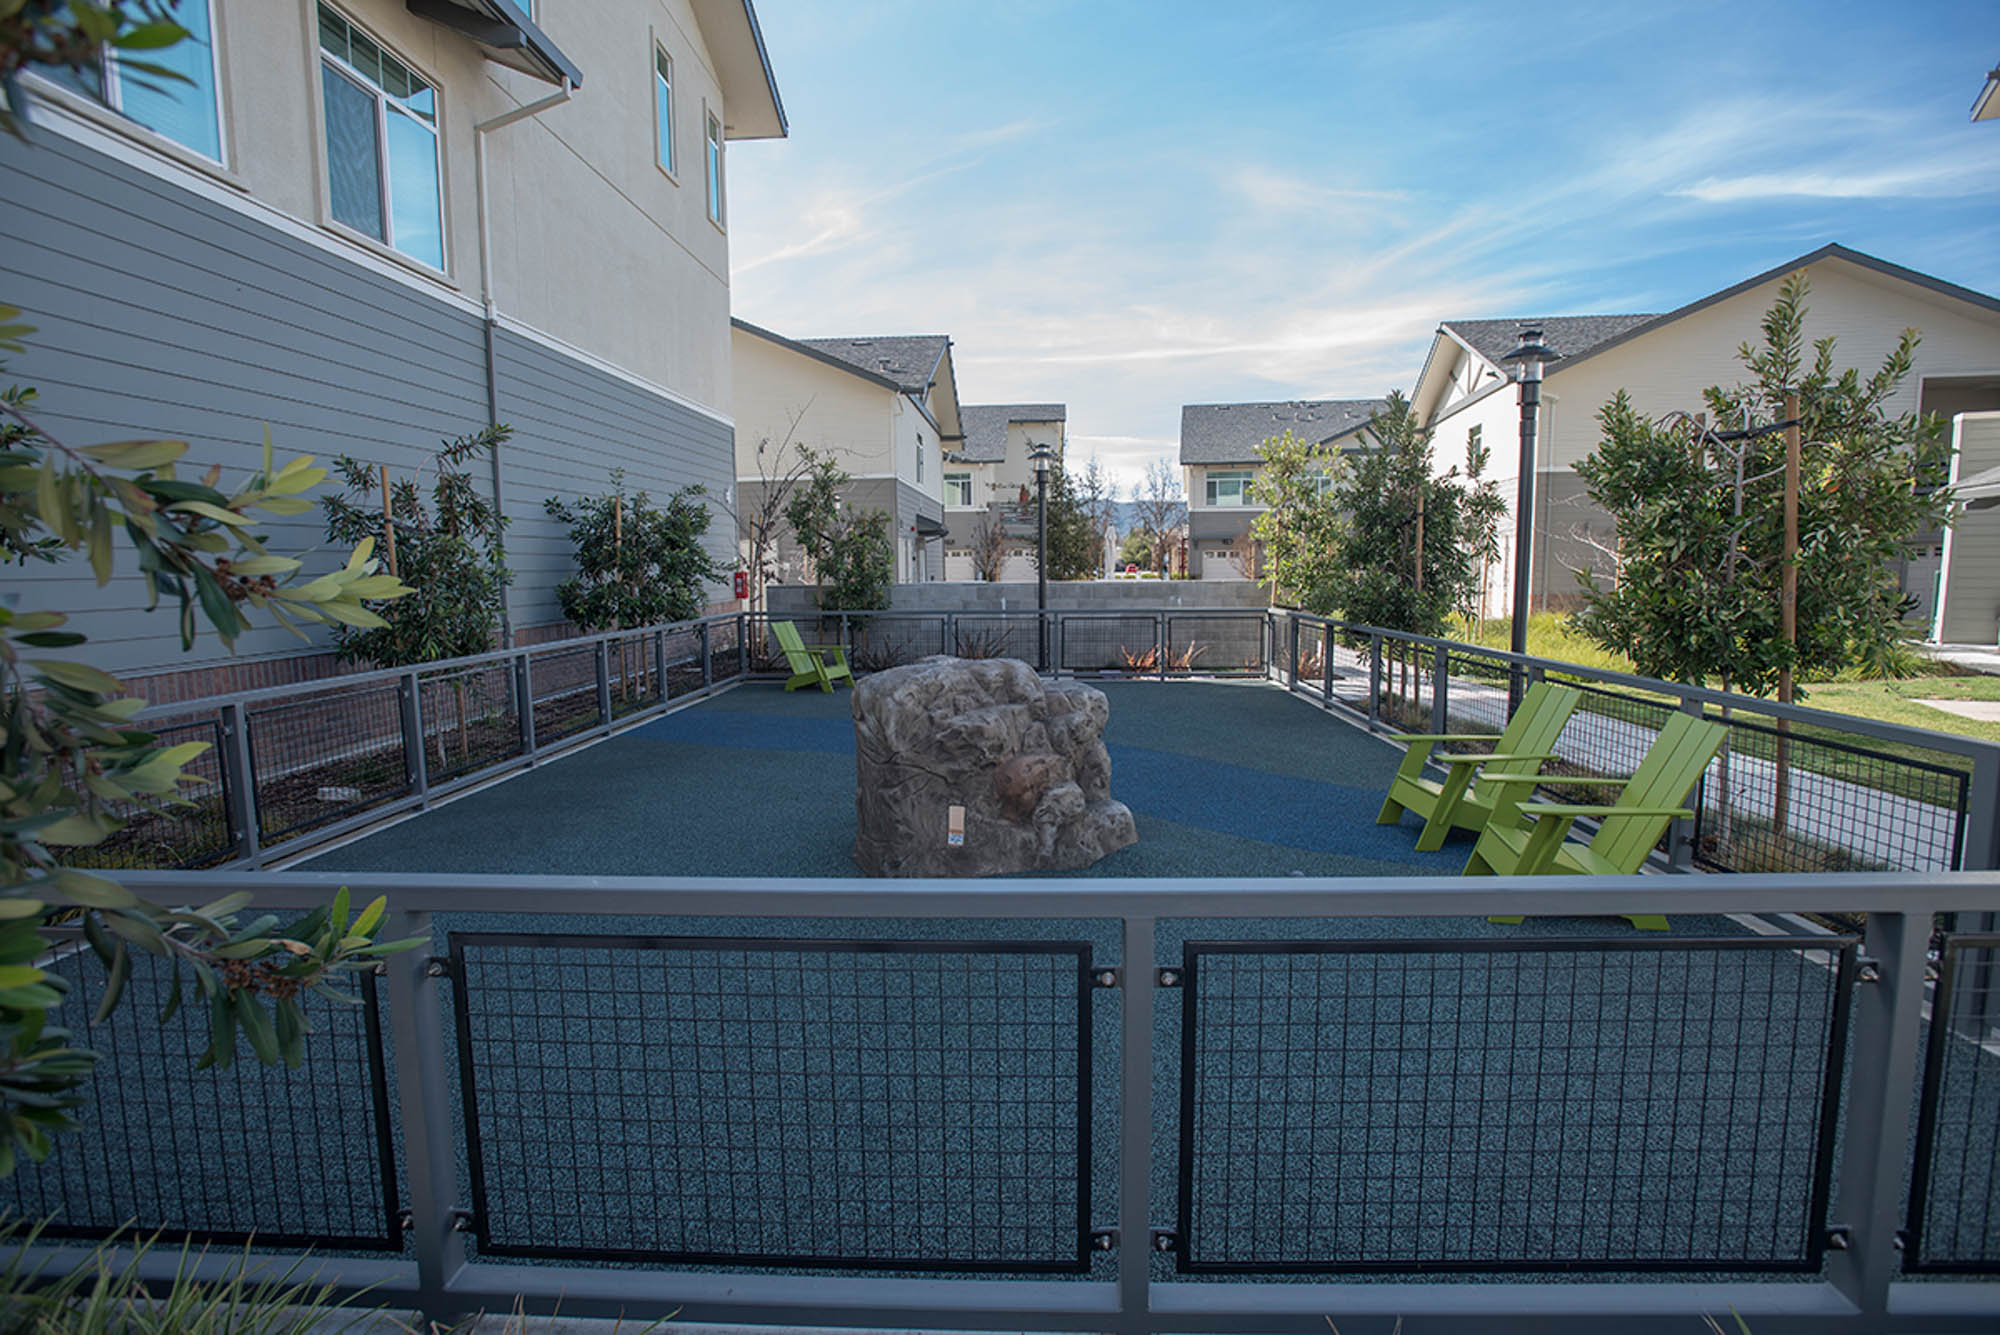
[1060, 616, 1158, 674]
[1, 943, 400, 1250]
[1692, 713, 1968, 876]
[1167, 616, 1265, 677]
[418, 663, 522, 786]
[249, 684, 410, 844]
[1906, 933, 2000, 1273]
[706, 620, 740, 687]
[664, 627, 707, 696]
[1439, 649, 1516, 754]
[60, 714, 236, 870]
[744, 615, 838, 675]
[606, 634, 662, 721]
[1291, 621, 1326, 690]
[1375, 638, 1432, 732]
[851, 616, 949, 673]
[449, 933, 1093, 1272]
[529, 643, 601, 745]
[1175, 937, 1853, 1273]
[954, 615, 1038, 663]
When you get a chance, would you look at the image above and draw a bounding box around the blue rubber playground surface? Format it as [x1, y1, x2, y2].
[307, 679, 1480, 879]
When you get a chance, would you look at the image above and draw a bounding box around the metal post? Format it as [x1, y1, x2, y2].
[699, 620, 712, 692]
[1322, 621, 1333, 704]
[1368, 632, 1383, 727]
[1827, 910, 1931, 1321]
[218, 701, 261, 867]
[1668, 697, 1704, 871]
[1967, 744, 2000, 871]
[1501, 329, 1553, 706]
[1155, 612, 1167, 682]
[514, 650, 536, 758]
[944, 611, 957, 658]
[382, 911, 467, 1326]
[398, 671, 427, 806]
[1288, 615, 1299, 693]
[653, 629, 667, 704]
[736, 611, 748, 681]
[1036, 464, 1050, 674]
[1117, 915, 1154, 1335]
[594, 639, 612, 727]
[1432, 641, 1449, 732]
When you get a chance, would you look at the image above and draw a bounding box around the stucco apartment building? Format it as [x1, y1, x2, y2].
[3, 0, 784, 699]
[730, 320, 963, 588]
[1410, 245, 2000, 636]
[1178, 398, 1385, 580]
[942, 403, 1067, 581]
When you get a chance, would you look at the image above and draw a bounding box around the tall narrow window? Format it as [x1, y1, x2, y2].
[317, 5, 443, 270]
[705, 109, 724, 225]
[653, 46, 675, 174]
[944, 473, 973, 506]
[35, 0, 222, 162]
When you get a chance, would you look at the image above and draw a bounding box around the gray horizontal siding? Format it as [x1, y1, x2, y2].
[1, 127, 733, 676]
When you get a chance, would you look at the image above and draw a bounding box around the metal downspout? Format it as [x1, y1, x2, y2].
[475, 78, 572, 648]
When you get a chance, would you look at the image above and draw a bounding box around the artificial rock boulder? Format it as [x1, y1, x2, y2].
[851, 656, 1137, 877]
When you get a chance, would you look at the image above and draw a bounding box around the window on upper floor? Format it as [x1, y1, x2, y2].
[1206, 469, 1255, 506]
[916, 436, 925, 483]
[653, 45, 675, 175]
[317, 4, 444, 270]
[944, 473, 973, 507]
[705, 109, 725, 225]
[1468, 424, 1483, 454]
[35, 0, 223, 163]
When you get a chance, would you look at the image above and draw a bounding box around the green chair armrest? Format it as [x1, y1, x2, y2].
[1519, 803, 1693, 820]
[1435, 750, 1557, 768]
[1517, 775, 1634, 787]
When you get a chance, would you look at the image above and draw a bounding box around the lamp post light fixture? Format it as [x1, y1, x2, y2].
[1030, 441, 1056, 672]
[1499, 327, 1558, 706]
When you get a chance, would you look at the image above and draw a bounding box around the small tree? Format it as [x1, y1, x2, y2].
[1117, 529, 1155, 571]
[1328, 392, 1503, 637]
[1039, 464, 1101, 581]
[1572, 274, 1952, 697]
[820, 508, 894, 611]
[969, 512, 1006, 582]
[1132, 458, 1185, 576]
[783, 451, 847, 602]
[1250, 428, 1348, 612]
[544, 471, 722, 631]
[322, 428, 510, 666]
[732, 408, 833, 610]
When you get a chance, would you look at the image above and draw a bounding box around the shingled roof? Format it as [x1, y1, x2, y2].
[957, 403, 1066, 462]
[794, 334, 950, 394]
[1441, 314, 1658, 369]
[1179, 399, 1388, 465]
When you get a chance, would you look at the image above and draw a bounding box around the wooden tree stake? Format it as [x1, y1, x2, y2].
[378, 463, 398, 577]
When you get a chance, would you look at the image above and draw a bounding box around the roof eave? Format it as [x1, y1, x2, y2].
[689, 0, 788, 140]
[406, 0, 582, 87]
[732, 317, 903, 393]
[1974, 68, 2000, 121]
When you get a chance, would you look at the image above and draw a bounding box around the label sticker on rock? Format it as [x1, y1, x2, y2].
[948, 804, 965, 846]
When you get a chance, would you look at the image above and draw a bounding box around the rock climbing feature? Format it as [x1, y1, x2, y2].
[851, 656, 1137, 877]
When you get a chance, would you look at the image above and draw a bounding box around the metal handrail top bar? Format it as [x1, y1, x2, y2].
[110, 868, 2000, 918]
[133, 613, 738, 719]
[1280, 609, 2000, 761]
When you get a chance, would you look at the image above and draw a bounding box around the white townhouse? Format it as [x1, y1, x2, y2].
[3, 0, 787, 698]
[1178, 398, 1386, 580]
[730, 320, 964, 587]
[1411, 245, 2000, 639]
[942, 404, 1067, 581]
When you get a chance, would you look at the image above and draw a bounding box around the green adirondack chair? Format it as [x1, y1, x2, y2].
[771, 620, 853, 693]
[1473, 710, 1729, 930]
[1375, 681, 1583, 851]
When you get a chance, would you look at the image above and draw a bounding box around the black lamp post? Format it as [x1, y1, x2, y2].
[1031, 441, 1055, 672]
[1499, 327, 1558, 705]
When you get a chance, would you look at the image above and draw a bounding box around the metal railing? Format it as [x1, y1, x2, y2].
[69, 607, 2000, 880]
[1270, 611, 2000, 879]
[9, 868, 2000, 1334]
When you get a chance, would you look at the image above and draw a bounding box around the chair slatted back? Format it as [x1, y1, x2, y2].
[1588, 711, 1728, 869]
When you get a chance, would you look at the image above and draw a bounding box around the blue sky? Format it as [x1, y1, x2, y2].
[727, 1, 2000, 492]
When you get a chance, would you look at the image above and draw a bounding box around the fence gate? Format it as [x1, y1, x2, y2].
[447, 932, 1098, 1271]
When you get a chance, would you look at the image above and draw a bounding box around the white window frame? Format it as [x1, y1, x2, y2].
[944, 472, 974, 507]
[1206, 469, 1255, 507]
[46, 0, 226, 166]
[652, 42, 676, 178]
[705, 105, 725, 227]
[316, 5, 445, 272]
[916, 435, 925, 483]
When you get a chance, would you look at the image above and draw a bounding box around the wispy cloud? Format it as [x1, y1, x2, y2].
[1676, 163, 2000, 202]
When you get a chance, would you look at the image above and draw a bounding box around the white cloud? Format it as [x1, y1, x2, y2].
[1675, 164, 2000, 202]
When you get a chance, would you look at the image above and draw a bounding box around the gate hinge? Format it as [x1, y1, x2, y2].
[1151, 1229, 1179, 1253]
[1089, 1228, 1118, 1253]
[1854, 957, 1881, 984]
[1824, 1224, 1852, 1252]
[1090, 967, 1121, 989]
[450, 1207, 477, 1233]
[425, 955, 457, 980]
[1156, 967, 1184, 988]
